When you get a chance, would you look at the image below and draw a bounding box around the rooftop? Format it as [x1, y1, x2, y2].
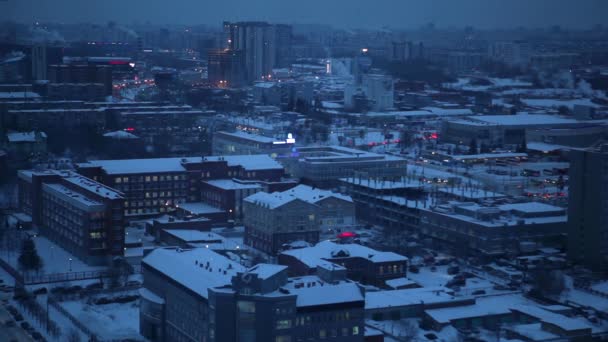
[142, 247, 245, 299]
[280, 240, 407, 268]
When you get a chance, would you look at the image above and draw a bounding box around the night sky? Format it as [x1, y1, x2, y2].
[2, 0, 607, 29]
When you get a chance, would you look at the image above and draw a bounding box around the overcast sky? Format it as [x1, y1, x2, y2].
[2, 0, 607, 29]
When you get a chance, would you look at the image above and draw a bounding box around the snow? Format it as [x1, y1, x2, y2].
[521, 98, 601, 109]
[425, 294, 532, 324]
[507, 323, 559, 340]
[162, 230, 225, 243]
[216, 130, 277, 144]
[177, 202, 224, 215]
[6, 131, 46, 142]
[205, 179, 263, 190]
[81, 154, 284, 174]
[498, 202, 566, 214]
[385, 277, 417, 289]
[246, 264, 288, 280]
[365, 287, 461, 310]
[280, 276, 364, 308]
[60, 300, 142, 340]
[142, 247, 245, 299]
[43, 183, 104, 209]
[280, 240, 407, 268]
[468, 114, 580, 126]
[3, 235, 106, 275]
[140, 288, 164, 304]
[245, 184, 352, 209]
[511, 304, 592, 331]
[590, 281, 608, 295]
[0, 91, 40, 99]
[103, 130, 139, 139]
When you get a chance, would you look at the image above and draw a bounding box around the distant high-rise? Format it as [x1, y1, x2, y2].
[223, 21, 292, 83]
[207, 48, 245, 87]
[31, 45, 47, 80]
[567, 145, 608, 271]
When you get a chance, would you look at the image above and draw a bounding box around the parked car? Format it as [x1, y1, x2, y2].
[472, 290, 486, 295]
[447, 266, 460, 275]
[409, 265, 420, 273]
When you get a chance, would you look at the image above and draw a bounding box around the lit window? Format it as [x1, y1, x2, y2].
[275, 320, 291, 330]
[319, 329, 326, 339]
[352, 326, 359, 335]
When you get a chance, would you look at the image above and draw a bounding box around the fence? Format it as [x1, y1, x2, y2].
[14, 296, 62, 337]
[48, 296, 95, 339]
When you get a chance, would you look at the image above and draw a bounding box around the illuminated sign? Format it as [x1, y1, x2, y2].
[273, 133, 296, 145]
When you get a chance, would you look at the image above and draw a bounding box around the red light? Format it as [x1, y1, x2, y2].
[125, 127, 135, 132]
[338, 232, 357, 239]
[109, 60, 128, 65]
[430, 133, 438, 139]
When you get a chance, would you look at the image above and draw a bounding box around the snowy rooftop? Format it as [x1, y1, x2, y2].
[245, 185, 351, 209]
[205, 179, 263, 191]
[6, 131, 46, 143]
[341, 177, 424, 189]
[498, 202, 566, 214]
[63, 174, 124, 200]
[215, 130, 277, 144]
[163, 230, 225, 243]
[384, 277, 418, 289]
[42, 183, 103, 210]
[142, 247, 246, 299]
[0, 91, 40, 99]
[103, 130, 139, 139]
[280, 276, 364, 308]
[177, 202, 224, 215]
[456, 114, 580, 127]
[280, 240, 407, 268]
[80, 155, 284, 174]
[425, 294, 529, 324]
[365, 287, 462, 310]
[246, 264, 288, 280]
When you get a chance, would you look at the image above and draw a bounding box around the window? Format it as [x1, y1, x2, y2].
[352, 326, 359, 335]
[237, 301, 256, 313]
[115, 177, 122, 184]
[319, 329, 326, 339]
[275, 320, 291, 330]
[275, 336, 291, 342]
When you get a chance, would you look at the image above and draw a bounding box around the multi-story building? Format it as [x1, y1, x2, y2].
[419, 201, 567, 258]
[278, 146, 407, 188]
[17, 170, 125, 265]
[200, 179, 263, 222]
[207, 48, 245, 87]
[77, 155, 285, 217]
[279, 240, 408, 287]
[567, 145, 608, 271]
[212, 130, 295, 156]
[140, 247, 365, 342]
[223, 21, 293, 83]
[48, 63, 113, 96]
[441, 114, 591, 146]
[243, 190, 320, 254]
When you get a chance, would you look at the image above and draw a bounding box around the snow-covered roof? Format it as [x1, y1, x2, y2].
[103, 130, 139, 139]
[280, 240, 407, 268]
[205, 179, 263, 191]
[280, 276, 364, 308]
[366, 287, 462, 310]
[0, 92, 40, 99]
[246, 264, 288, 280]
[283, 184, 353, 204]
[384, 277, 418, 289]
[80, 155, 284, 174]
[163, 230, 224, 243]
[215, 130, 277, 144]
[142, 247, 245, 299]
[7, 131, 46, 143]
[498, 202, 565, 214]
[63, 174, 124, 200]
[511, 305, 592, 332]
[506, 323, 559, 340]
[464, 114, 580, 127]
[177, 202, 224, 215]
[42, 183, 103, 210]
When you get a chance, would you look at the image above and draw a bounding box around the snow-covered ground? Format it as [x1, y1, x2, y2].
[3, 235, 106, 275]
[60, 300, 142, 340]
